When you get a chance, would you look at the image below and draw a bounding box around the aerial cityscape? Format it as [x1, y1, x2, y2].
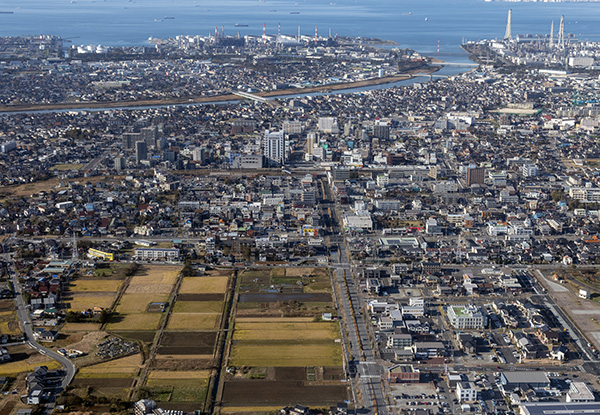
[2, 1, 600, 415]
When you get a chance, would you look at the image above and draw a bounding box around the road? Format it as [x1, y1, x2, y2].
[9, 267, 76, 390]
[322, 177, 387, 415]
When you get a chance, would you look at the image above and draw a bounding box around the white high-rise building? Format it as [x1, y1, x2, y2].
[263, 130, 285, 166]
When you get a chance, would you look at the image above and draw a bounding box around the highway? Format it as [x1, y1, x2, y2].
[9, 266, 76, 390]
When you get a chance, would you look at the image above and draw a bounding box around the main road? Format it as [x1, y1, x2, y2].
[9, 265, 76, 389]
[322, 178, 388, 415]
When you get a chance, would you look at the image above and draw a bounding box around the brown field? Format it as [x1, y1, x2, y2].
[61, 322, 102, 332]
[114, 331, 157, 343]
[125, 283, 173, 294]
[0, 358, 61, 376]
[66, 293, 117, 312]
[106, 313, 162, 331]
[78, 354, 143, 375]
[63, 331, 108, 354]
[158, 331, 216, 355]
[131, 265, 181, 285]
[69, 279, 122, 292]
[229, 343, 342, 367]
[221, 380, 347, 406]
[73, 378, 133, 388]
[220, 406, 285, 413]
[154, 354, 213, 360]
[0, 299, 15, 312]
[0, 311, 20, 335]
[177, 294, 225, 302]
[180, 277, 228, 294]
[116, 293, 169, 314]
[167, 313, 219, 331]
[234, 322, 339, 342]
[235, 317, 315, 323]
[149, 370, 209, 379]
[150, 358, 213, 371]
[173, 301, 223, 313]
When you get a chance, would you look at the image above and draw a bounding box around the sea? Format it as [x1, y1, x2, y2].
[1, 0, 600, 63]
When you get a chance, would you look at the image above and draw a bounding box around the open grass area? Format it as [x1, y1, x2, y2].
[0, 359, 61, 376]
[0, 311, 20, 335]
[172, 301, 223, 314]
[70, 279, 122, 292]
[167, 313, 219, 330]
[145, 378, 209, 402]
[229, 343, 342, 367]
[148, 370, 209, 379]
[106, 313, 162, 331]
[233, 322, 339, 341]
[116, 293, 169, 314]
[180, 277, 228, 294]
[78, 354, 143, 375]
[66, 293, 117, 312]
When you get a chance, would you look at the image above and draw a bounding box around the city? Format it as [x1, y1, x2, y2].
[1, 4, 600, 415]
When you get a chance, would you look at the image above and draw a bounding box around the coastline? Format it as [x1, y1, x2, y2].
[0, 68, 437, 113]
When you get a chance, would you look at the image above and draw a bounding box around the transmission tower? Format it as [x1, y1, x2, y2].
[504, 9, 512, 40]
[557, 15, 565, 49]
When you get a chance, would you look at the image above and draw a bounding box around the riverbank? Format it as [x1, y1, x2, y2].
[0, 68, 437, 113]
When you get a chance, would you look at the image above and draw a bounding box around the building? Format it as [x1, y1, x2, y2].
[566, 382, 595, 403]
[412, 341, 445, 358]
[263, 129, 285, 166]
[466, 166, 485, 186]
[456, 381, 478, 402]
[0, 347, 10, 362]
[232, 155, 263, 169]
[136, 140, 148, 162]
[387, 333, 412, 349]
[500, 371, 550, 390]
[388, 364, 420, 383]
[134, 248, 180, 261]
[0, 141, 16, 153]
[447, 304, 487, 329]
[520, 402, 600, 415]
[318, 117, 339, 134]
[114, 156, 125, 171]
[134, 399, 157, 415]
[87, 248, 114, 261]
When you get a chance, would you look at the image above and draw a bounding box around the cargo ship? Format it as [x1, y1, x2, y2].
[234, 23, 248, 27]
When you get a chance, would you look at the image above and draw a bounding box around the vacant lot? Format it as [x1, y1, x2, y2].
[221, 380, 347, 406]
[61, 322, 102, 332]
[66, 293, 116, 312]
[116, 293, 169, 314]
[0, 311, 19, 335]
[167, 313, 219, 331]
[106, 313, 162, 331]
[180, 277, 228, 294]
[233, 322, 339, 342]
[69, 279, 122, 292]
[173, 301, 223, 313]
[229, 343, 342, 367]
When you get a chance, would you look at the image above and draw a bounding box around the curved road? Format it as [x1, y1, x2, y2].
[9, 268, 76, 389]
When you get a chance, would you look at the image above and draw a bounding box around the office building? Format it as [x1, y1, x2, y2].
[136, 140, 148, 162]
[263, 129, 285, 166]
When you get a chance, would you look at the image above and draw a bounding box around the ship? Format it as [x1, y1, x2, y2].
[290, 11, 300, 14]
[402, 12, 412, 15]
[163, 16, 175, 19]
[234, 23, 248, 27]
[0, 11, 14, 14]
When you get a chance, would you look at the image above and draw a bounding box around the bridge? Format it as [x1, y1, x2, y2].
[232, 90, 269, 103]
[430, 61, 479, 67]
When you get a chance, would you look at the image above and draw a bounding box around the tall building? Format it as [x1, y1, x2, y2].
[306, 132, 318, 155]
[135, 140, 148, 162]
[466, 166, 485, 186]
[318, 117, 339, 134]
[373, 121, 390, 140]
[140, 126, 158, 148]
[122, 132, 141, 150]
[263, 129, 285, 166]
[282, 120, 304, 135]
[114, 156, 125, 171]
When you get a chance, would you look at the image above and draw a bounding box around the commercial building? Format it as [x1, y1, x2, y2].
[447, 304, 487, 329]
[456, 381, 478, 402]
[388, 364, 420, 383]
[566, 382, 595, 403]
[520, 402, 600, 415]
[466, 166, 485, 186]
[500, 371, 550, 390]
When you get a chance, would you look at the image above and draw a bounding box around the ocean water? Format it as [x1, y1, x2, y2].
[0, 0, 599, 60]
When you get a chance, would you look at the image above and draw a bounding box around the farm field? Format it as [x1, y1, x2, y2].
[167, 313, 219, 331]
[115, 293, 169, 314]
[105, 312, 162, 331]
[65, 293, 116, 312]
[69, 279, 122, 292]
[78, 354, 143, 376]
[173, 301, 223, 313]
[222, 267, 347, 408]
[179, 276, 228, 294]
